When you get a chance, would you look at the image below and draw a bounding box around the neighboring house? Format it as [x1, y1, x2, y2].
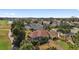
[50, 21, 61, 27]
[29, 29, 50, 44]
[25, 25, 31, 29]
[73, 22, 79, 25]
[71, 27, 79, 33]
[25, 23, 43, 30]
[43, 21, 50, 24]
[49, 29, 64, 39]
[29, 29, 50, 38]
[49, 30, 59, 39]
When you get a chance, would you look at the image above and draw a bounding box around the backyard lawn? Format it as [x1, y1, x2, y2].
[56, 40, 70, 50]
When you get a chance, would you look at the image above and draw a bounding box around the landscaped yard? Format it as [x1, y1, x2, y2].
[57, 40, 70, 50]
[25, 29, 32, 39]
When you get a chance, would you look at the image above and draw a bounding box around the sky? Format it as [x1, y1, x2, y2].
[0, 9, 79, 18]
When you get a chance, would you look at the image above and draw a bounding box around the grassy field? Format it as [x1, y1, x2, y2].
[0, 20, 10, 29]
[0, 20, 11, 50]
[0, 20, 8, 25]
[0, 29, 11, 50]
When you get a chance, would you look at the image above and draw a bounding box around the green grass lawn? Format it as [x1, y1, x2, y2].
[0, 20, 11, 50]
[0, 29, 11, 50]
[0, 20, 10, 29]
[57, 40, 70, 50]
[0, 20, 8, 25]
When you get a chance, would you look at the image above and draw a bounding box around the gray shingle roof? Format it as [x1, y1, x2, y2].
[25, 23, 43, 30]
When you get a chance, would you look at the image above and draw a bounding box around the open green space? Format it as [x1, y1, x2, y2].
[0, 20, 8, 25]
[0, 20, 11, 50]
[0, 26, 11, 50]
[57, 40, 70, 50]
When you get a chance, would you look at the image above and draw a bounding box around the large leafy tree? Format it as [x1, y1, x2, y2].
[72, 32, 79, 47]
[20, 40, 33, 50]
[11, 20, 26, 49]
[57, 22, 72, 34]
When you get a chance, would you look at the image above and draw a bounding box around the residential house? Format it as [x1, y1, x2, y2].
[50, 21, 61, 27]
[49, 29, 59, 39]
[29, 29, 50, 45]
[43, 21, 50, 25]
[71, 27, 79, 33]
[25, 23, 43, 30]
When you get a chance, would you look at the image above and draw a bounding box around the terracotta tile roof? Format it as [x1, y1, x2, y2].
[29, 29, 49, 38]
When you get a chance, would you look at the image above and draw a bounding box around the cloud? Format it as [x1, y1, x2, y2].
[0, 12, 16, 17]
[10, 13, 15, 15]
[3, 12, 15, 16]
